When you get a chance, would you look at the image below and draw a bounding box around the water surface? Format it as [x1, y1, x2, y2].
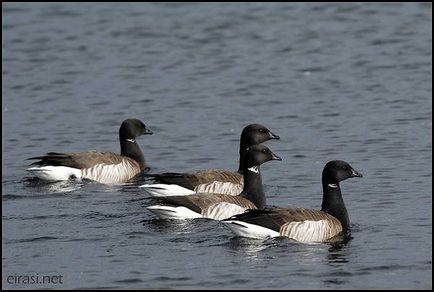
[2, 2, 432, 289]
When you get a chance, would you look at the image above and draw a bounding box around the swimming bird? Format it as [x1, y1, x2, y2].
[223, 160, 362, 243]
[146, 144, 282, 220]
[140, 124, 279, 197]
[26, 118, 153, 184]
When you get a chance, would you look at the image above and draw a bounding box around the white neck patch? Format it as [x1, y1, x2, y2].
[328, 183, 338, 188]
[126, 138, 135, 143]
[247, 166, 259, 173]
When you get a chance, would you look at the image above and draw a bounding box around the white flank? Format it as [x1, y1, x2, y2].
[27, 166, 82, 182]
[146, 205, 202, 219]
[139, 184, 195, 197]
[81, 161, 139, 184]
[280, 219, 338, 243]
[203, 202, 249, 220]
[223, 220, 280, 239]
[194, 181, 243, 196]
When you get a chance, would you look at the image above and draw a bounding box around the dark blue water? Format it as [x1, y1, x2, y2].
[2, 3, 432, 289]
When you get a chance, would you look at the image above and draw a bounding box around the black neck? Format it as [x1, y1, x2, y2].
[321, 181, 350, 230]
[120, 139, 146, 170]
[237, 141, 249, 173]
[239, 166, 266, 209]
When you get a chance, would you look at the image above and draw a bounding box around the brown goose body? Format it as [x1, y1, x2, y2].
[26, 119, 153, 184]
[224, 207, 343, 242]
[154, 193, 257, 220]
[28, 151, 143, 184]
[170, 169, 244, 195]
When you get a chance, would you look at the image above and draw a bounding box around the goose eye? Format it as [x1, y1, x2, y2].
[258, 128, 265, 133]
[342, 165, 348, 171]
[262, 149, 269, 154]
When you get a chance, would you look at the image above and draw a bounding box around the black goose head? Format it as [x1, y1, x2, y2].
[240, 124, 280, 147]
[119, 119, 153, 141]
[322, 160, 363, 184]
[243, 144, 282, 169]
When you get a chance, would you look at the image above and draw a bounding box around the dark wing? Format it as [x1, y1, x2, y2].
[146, 169, 242, 190]
[224, 208, 287, 232]
[27, 151, 126, 169]
[145, 172, 197, 189]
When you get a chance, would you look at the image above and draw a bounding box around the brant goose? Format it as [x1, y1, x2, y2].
[146, 144, 282, 220]
[26, 118, 153, 184]
[223, 160, 362, 243]
[140, 124, 279, 197]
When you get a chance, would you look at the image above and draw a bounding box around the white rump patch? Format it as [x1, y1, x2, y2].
[139, 184, 195, 197]
[27, 166, 82, 182]
[194, 181, 243, 196]
[223, 220, 280, 239]
[280, 219, 340, 243]
[147, 205, 202, 220]
[247, 166, 259, 173]
[203, 203, 248, 220]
